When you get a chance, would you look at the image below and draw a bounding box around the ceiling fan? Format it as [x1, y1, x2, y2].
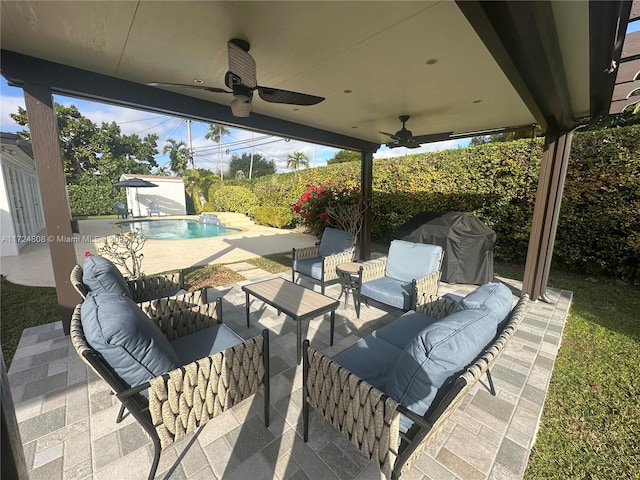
[381, 115, 453, 149]
[147, 39, 325, 117]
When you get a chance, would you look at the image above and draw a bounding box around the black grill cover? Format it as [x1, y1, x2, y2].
[397, 211, 496, 285]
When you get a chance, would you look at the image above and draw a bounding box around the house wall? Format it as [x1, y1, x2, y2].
[1, 143, 46, 257]
[122, 175, 186, 217]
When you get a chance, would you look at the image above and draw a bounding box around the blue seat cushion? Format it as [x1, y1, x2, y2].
[373, 310, 439, 350]
[171, 323, 244, 366]
[332, 336, 402, 391]
[385, 240, 442, 283]
[293, 257, 323, 280]
[318, 228, 353, 257]
[81, 292, 180, 389]
[454, 282, 513, 328]
[360, 277, 412, 310]
[386, 306, 500, 433]
[83, 255, 131, 298]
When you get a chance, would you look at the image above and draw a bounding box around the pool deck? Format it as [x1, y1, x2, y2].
[0, 214, 317, 287]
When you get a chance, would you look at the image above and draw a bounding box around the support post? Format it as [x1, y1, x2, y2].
[359, 151, 373, 260]
[523, 130, 572, 301]
[23, 83, 80, 334]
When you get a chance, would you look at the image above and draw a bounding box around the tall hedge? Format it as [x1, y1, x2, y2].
[67, 185, 124, 216]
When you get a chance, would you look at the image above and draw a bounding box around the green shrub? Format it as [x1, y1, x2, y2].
[211, 186, 258, 214]
[67, 184, 124, 215]
[251, 205, 295, 228]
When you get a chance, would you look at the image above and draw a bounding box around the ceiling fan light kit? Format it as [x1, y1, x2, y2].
[147, 38, 324, 117]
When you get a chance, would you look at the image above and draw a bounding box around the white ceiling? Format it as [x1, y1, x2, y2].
[1, 1, 593, 147]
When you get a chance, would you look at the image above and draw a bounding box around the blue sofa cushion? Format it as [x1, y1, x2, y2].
[83, 255, 131, 298]
[318, 228, 353, 257]
[373, 310, 439, 350]
[332, 336, 403, 391]
[454, 282, 513, 328]
[386, 306, 499, 433]
[81, 292, 180, 389]
[293, 257, 323, 280]
[171, 323, 244, 366]
[385, 240, 442, 283]
[360, 277, 413, 310]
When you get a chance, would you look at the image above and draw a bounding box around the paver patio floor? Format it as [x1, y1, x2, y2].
[8, 273, 571, 479]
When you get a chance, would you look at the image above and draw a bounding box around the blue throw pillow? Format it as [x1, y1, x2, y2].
[454, 282, 513, 327]
[83, 255, 131, 298]
[81, 292, 180, 389]
[386, 306, 499, 433]
[385, 240, 442, 282]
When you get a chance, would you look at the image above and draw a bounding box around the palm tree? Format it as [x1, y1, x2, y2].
[162, 139, 189, 176]
[155, 166, 171, 176]
[205, 124, 230, 180]
[286, 151, 309, 172]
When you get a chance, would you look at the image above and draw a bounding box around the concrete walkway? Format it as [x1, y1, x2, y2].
[7, 270, 571, 480]
[0, 214, 317, 287]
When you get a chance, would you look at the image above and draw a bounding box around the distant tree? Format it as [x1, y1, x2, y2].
[205, 123, 231, 180]
[162, 139, 189, 176]
[226, 153, 276, 179]
[154, 166, 172, 176]
[327, 150, 361, 165]
[183, 168, 219, 208]
[10, 104, 158, 184]
[286, 151, 309, 172]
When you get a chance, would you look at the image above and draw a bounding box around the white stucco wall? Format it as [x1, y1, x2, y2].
[121, 174, 186, 217]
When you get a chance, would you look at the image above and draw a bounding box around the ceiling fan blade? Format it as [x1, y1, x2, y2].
[146, 82, 231, 94]
[410, 132, 454, 144]
[257, 86, 325, 105]
[228, 40, 257, 88]
[380, 131, 400, 140]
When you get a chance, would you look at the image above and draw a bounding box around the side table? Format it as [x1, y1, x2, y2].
[336, 262, 362, 317]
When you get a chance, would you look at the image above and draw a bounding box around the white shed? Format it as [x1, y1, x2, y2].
[1, 133, 45, 256]
[120, 173, 186, 217]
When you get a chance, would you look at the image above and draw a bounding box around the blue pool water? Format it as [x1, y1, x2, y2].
[118, 219, 241, 240]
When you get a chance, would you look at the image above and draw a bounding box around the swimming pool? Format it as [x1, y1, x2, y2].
[118, 219, 242, 240]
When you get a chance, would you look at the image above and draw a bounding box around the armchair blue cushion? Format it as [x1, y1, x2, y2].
[360, 240, 443, 311]
[318, 228, 354, 257]
[454, 281, 513, 328]
[83, 255, 132, 298]
[81, 292, 179, 389]
[170, 323, 244, 366]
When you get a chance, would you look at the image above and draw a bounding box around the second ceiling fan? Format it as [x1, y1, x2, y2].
[381, 115, 453, 149]
[148, 39, 325, 117]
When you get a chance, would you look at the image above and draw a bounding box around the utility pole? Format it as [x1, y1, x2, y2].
[249, 132, 254, 179]
[186, 119, 194, 168]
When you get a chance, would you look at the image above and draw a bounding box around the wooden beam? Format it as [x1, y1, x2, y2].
[1, 50, 379, 154]
[23, 83, 81, 335]
[523, 131, 572, 300]
[359, 151, 373, 261]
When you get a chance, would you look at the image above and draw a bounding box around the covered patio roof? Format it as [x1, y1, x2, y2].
[0, 0, 633, 321]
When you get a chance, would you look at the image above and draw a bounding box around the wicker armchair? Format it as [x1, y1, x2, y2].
[292, 227, 355, 294]
[71, 298, 270, 480]
[357, 240, 443, 316]
[70, 262, 208, 316]
[302, 294, 529, 479]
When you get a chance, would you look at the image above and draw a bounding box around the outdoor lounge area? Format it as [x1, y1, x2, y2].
[8, 269, 571, 480]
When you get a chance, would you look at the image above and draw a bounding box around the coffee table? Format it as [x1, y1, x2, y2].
[242, 277, 340, 363]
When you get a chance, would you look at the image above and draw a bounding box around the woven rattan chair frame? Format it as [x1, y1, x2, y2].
[357, 248, 444, 314]
[70, 264, 208, 315]
[292, 242, 355, 295]
[71, 299, 271, 480]
[302, 293, 529, 479]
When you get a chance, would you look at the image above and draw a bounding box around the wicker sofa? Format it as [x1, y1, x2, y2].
[302, 282, 529, 479]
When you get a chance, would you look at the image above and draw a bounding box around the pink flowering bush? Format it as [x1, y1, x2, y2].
[292, 183, 365, 239]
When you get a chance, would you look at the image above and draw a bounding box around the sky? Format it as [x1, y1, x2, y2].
[0, 77, 466, 174]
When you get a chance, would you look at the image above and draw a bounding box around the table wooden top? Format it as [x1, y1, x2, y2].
[242, 277, 339, 321]
[336, 262, 362, 275]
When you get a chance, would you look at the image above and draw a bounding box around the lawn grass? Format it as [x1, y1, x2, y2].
[0, 275, 59, 368]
